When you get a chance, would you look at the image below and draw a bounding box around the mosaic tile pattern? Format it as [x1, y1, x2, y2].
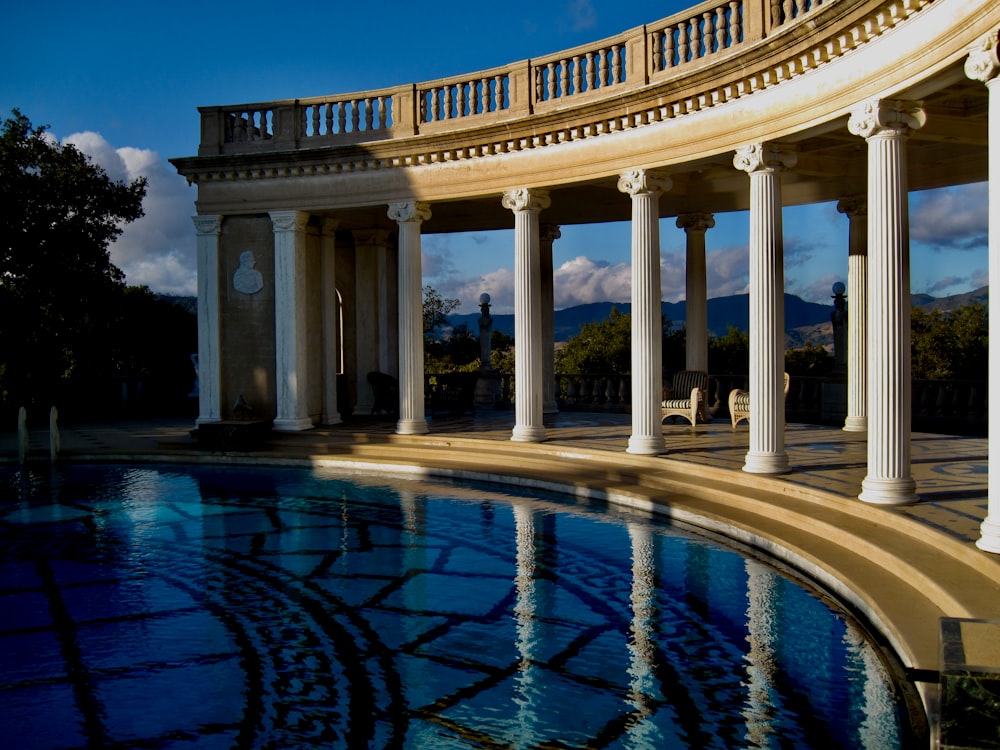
[0, 464, 910, 748]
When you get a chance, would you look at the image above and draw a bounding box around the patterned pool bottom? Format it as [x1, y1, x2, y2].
[1, 464, 909, 749]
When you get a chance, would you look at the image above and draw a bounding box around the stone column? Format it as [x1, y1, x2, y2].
[848, 99, 926, 505]
[389, 201, 431, 435]
[353, 230, 391, 415]
[193, 214, 222, 426]
[320, 218, 341, 425]
[619, 169, 671, 455]
[540, 224, 561, 414]
[837, 197, 868, 432]
[503, 188, 551, 443]
[677, 212, 715, 373]
[967, 32, 1000, 551]
[270, 210, 314, 431]
[734, 143, 795, 474]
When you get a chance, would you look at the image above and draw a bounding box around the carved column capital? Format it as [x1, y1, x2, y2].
[269, 210, 309, 233]
[502, 188, 551, 213]
[540, 223, 562, 243]
[676, 211, 716, 232]
[965, 29, 1000, 83]
[320, 217, 340, 236]
[847, 99, 926, 140]
[836, 196, 867, 218]
[387, 201, 431, 224]
[733, 142, 797, 174]
[192, 214, 221, 235]
[617, 168, 671, 196]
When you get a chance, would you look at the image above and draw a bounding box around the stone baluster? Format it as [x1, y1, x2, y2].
[734, 143, 795, 474]
[504, 189, 551, 442]
[388, 202, 432, 435]
[620, 169, 671, 455]
[966, 31, 1000, 551]
[838, 196, 868, 432]
[193, 214, 222, 426]
[677, 212, 715, 373]
[848, 99, 925, 505]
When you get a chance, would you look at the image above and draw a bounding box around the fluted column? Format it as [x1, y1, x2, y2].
[967, 32, 1000, 551]
[503, 188, 550, 442]
[838, 197, 868, 432]
[849, 99, 926, 505]
[270, 210, 314, 431]
[389, 201, 431, 435]
[353, 230, 391, 414]
[320, 218, 341, 425]
[193, 214, 222, 426]
[540, 224, 561, 414]
[620, 169, 671, 455]
[677, 212, 715, 373]
[734, 144, 795, 474]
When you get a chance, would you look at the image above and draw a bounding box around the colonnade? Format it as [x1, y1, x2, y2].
[191, 36, 999, 552]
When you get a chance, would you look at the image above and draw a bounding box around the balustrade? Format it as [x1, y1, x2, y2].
[650, 0, 744, 71]
[419, 71, 510, 124]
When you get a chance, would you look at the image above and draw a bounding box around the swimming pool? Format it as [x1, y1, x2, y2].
[1, 463, 915, 748]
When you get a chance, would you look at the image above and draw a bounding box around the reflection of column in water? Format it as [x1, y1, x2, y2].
[512, 503, 541, 743]
[842, 621, 902, 749]
[399, 490, 429, 694]
[743, 559, 779, 746]
[626, 522, 663, 745]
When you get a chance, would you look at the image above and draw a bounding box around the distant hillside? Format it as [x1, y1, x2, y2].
[447, 288, 988, 344]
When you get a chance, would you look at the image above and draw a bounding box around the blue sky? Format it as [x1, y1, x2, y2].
[2, 0, 987, 315]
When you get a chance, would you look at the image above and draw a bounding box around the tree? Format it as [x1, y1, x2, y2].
[556, 307, 632, 374]
[0, 110, 147, 414]
[423, 285, 460, 341]
[912, 303, 988, 380]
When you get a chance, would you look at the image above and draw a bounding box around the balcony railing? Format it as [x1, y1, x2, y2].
[196, 0, 839, 156]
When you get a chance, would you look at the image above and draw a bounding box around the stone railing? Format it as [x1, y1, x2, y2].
[195, 0, 842, 156]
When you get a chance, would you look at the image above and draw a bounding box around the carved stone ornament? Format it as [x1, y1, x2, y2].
[676, 211, 716, 232]
[837, 196, 867, 218]
[501, 188, 551, 213]
[617, 168, 672, 196]
[269, 211, 308, 233]
[847, 99, 926, 140]
[192, 215, 221, 235]
[965, 29, 1000, 83]
[387, 201, 432, 223]
[733, 142, 797, 174]
[233, 250, 264, 295]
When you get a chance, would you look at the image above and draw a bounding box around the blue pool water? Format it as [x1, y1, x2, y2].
[0, 463, 914, 748]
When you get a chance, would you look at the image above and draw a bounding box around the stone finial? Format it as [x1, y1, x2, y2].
[847, 99, 926, 140]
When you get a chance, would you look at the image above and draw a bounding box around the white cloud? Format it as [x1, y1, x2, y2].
[554, 256, 631, 308]
[63, 131, 197, 296]
[563, 0, 597, 32]
[911, 183, 987, 250]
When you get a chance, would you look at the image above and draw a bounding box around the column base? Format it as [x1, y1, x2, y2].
[195, 416, 221, 429]
[842, 416, 867, 432]
[273, 417, 315, 432]
[543, 401, 559, 415]
[511, 425, 547, 442]
[627, 435, 666, 455]
[976, 515, 1000, 554]
[396, 418, 429, 435]
[322, 412, 343, 426]
[859, 476, 918, 505]
[742, 451, 790, 475]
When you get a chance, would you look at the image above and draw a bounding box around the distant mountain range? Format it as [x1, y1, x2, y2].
[447, 287, 989, 347]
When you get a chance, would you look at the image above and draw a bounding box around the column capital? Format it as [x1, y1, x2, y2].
[617, 168, 671, 197]
[387, 201, 431, 224]
[192, 214, 221, 235]
[847, 99, 926, 140]
[965, 29, 1000, 83]
[269, 210, 309, 233]
[502, 188, 551, 213]
[320, 217, 340, 236]
[733, 142, 797, 174]
[676, 211, 716, 232]
[540, 223, 562, 243]
[836, 196, 867, 218]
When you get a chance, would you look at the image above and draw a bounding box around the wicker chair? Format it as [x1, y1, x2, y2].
[661, 370, 709, 426]
[729, 372, 790, 428]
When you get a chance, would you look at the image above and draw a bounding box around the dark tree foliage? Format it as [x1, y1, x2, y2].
[912, 303, 988, 380]
[0, 109, 147, 417]
[708, 326, 750, 375]
[785, 342, 835, 376]
[422, 285, 460, 340]
[555, 307, 632, 374]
